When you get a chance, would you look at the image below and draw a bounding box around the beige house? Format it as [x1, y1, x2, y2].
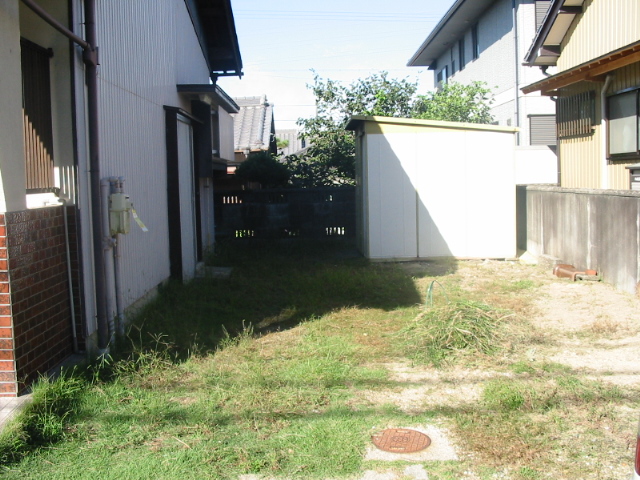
[523, 0, 640, 189]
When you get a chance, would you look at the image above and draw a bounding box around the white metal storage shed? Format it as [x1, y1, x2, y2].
[346, 116, 518, 260]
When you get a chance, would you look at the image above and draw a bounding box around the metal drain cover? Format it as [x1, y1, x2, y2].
[371, 428, 431, 453]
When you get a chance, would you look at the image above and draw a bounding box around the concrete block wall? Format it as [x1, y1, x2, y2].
[525, 185, 640, 295]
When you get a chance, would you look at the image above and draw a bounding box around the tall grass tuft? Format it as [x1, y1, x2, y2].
[400, 300, 510, 365]
[0, 371, 85, 464]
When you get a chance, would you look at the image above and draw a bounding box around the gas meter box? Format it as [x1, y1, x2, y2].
[109, 192, 132, 235]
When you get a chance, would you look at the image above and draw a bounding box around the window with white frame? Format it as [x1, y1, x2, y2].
[608, 89, 640, 159]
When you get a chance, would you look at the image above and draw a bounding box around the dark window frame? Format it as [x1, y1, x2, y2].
[607, 87, 640, 161]
[557, 91, 595, 139]
[436, 66, 448, 88]
[458, 38, 465, 70]
[21, 38, 57, 194]
[471, 24, 479, 60]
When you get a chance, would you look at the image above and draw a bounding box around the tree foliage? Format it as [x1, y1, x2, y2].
[235, 151, 290, 188]
[412, 81, 494, 124]
[290, 72, 419, 187]
[289, 73, 495, 187]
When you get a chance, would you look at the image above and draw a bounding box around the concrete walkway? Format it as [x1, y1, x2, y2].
[0, 395, 32, 433]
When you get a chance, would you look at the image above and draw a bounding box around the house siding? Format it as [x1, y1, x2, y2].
[558, 0, 640, 72]
[0, 1, 29, 214]
[558, 58, 640, 189]
[74, 0, 212, 312]
[219, 109, 235, 162]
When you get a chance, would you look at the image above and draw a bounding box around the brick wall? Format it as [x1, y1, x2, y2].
[0, 206, 82, 396]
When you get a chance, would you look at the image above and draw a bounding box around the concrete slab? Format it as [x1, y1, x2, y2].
[0, 395, 32, 433]
[365, 425, 458, 462]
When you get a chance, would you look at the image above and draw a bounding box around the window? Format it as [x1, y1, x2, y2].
[458, 38, 465, 70]
[450, 48, 456, 74]
[557, 91, 595, 138]
[529, 115, 557, 146]
[436, 66, 448, 88]
[472, 24, 479, 60]
[21, 38, 56, 193]
[608, 89, 640, 159]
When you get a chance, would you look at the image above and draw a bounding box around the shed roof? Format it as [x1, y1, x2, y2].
[232, 96, 275, 151]
[407, 0, 496, 68]
[345, 115, 519, 134]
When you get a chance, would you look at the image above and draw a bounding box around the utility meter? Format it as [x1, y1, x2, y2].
[109, 192, 132, 235]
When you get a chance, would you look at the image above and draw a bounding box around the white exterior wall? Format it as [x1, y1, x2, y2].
[356, 119, 517, 260]
[432, 0, 557, 183]
[0, 1, 24, 213]
[69, 0, 212, 328]
[218, 109, 236, 162]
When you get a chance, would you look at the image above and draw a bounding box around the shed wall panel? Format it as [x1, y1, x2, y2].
[365, 134, 417, 259]
[357, 119, 517, 260]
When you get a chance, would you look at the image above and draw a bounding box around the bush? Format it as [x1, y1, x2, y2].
[235, 151, 290, 188]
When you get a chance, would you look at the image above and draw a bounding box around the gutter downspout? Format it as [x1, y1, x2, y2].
[512, 0, 521, 144]
[601, 74, 614, 189]
[21, 0, 110, 351]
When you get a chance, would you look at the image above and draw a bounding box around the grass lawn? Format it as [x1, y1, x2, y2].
[0, 239, 637, 480]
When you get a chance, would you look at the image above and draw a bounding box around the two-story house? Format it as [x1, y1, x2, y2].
[408, 0, 558, 185]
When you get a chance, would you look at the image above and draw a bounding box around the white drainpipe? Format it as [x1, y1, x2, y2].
[601, 74, 614, 189]
[110, 177, 126, 336]
[100, 179, 116, 343]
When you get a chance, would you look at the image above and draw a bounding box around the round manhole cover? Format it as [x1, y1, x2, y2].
[371, 428, 431, 453]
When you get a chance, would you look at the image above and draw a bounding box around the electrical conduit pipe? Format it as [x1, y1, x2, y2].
[110, 177, 126, 336]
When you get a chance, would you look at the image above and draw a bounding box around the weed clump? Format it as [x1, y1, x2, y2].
[400, 300, 510, 365]
[0, 372, 84, 465]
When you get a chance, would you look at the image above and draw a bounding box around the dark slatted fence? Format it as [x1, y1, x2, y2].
[214, 187, 355, 240]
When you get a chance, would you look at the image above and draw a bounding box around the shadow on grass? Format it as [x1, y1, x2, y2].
[128, 238, 457, 356]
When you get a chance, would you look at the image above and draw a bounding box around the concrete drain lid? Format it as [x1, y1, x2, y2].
[371, 428, 431, 453]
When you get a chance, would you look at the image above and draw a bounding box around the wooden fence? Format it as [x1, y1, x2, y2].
[214, 187, 355, 240]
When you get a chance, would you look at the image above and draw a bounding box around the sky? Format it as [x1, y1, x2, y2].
[217, 0, 457, 131]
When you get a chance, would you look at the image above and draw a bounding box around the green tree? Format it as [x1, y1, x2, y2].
[412, 81, 494, 124]
[290, 72, 419, 187]
[235, 151, 290, 188]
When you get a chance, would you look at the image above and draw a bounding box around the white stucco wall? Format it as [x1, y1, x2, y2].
[20, 0, 76, 204]
[0, 1, 27, 213]
[218, 109, 235, 162]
